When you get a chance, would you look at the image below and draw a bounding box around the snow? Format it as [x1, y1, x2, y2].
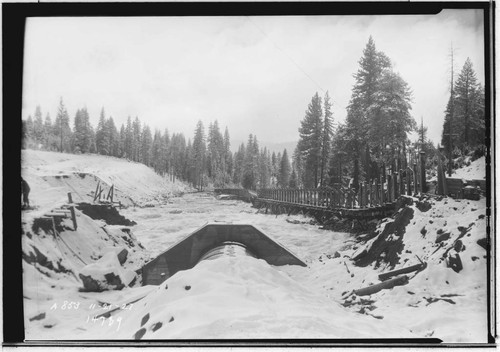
[21, 150, 490, 342]
[452, 156, 486, 180]
[79, 251, 136, 291]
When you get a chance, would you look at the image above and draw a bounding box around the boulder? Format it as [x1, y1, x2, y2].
[79, 251, 135, 292]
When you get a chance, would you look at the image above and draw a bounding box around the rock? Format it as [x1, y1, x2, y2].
[333, 251, 341, 258]
[447, 253, 463, 273]
[420, 227, 427, 236]
[29, 312, 46, 321]
[416, 200, 432, 212]
[117, 248, 128, 265]
[454, 240, 464, 252]
[477, 238, 487, 250]
[435, 232, 451, 243]
[79, 252, 135, 292]
[134, 327, 147, 340]
[396, 196, 414, 210]
[151, 322, 163, 332]
[141, 313, 150, 327]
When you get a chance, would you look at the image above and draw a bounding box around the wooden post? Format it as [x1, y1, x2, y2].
[358, 183, 363, 208]
[407, 168, 412, 196]
[374, 179, 379, 206]
[379, 175, 385, 204]
[96, 185, 103, 202]
[364, 182, 369, 208]
[387, 174, 392, 202]
[393, 172, 399, 199]
[70, 206, 77, 230]
[67, 192, 73, 204]
[93, 181, 100, 202]
[399, 169, 405, 197]
[420, 151, 427, 193]
[413, 163, 418, 195]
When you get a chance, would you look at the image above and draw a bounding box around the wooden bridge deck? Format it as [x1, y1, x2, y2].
[253, 198, 397, 219]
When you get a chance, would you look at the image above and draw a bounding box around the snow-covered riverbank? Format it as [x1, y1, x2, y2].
[21, 150, 490, 342]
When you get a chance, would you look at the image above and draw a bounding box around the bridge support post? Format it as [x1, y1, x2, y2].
[420, 151, 427, 193]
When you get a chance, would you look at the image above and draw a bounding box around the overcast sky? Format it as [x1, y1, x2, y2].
[22, 10, 485, 146]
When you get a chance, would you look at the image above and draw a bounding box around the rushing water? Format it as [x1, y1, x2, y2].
[121, 192, 351, 265]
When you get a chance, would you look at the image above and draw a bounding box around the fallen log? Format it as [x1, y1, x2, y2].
[378, 262, 427, 281]
[354, 275, 409, 296]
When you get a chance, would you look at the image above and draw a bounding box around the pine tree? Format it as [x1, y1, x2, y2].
[242, 134, 257, 190]
[95, 108, 108, 155]
[124, 116, 133, 159]
[345, 36, 415, 183]
[223, 127, 232, 185]
[289, 168, 298, 188]
[132, 117, 141, 162]
[162, 129, 171, 175]
[278, 149, 291, 187]
[107, 117, 120, 157]
[140, 124, 153, 165]
[192, 121, 206, 189]
[54, 98, 72, 152]
[441, 58, 485, 155]
[119, 124, 126, 158]
[72, 107, 93, 154]
[320, 91, 333, 186]
[33, 105, 44, 146]
[297, 92, 323, 187]
[233, 143, 245, 185]
[151, 129, 163, 173]
[25, 115, 34, 149]
[73, 108, 83, 153]
[44, 113, 57, 151]
[454, 58, 482, 150]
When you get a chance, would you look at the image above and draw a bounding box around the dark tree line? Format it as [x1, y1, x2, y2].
[22, 99, 294, 190]
[23, 37, 483, 191]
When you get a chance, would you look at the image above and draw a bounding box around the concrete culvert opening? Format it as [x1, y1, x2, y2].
[197, 241, 256, 263]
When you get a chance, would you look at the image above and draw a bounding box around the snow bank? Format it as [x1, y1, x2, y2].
[452, 156, 485, 180]
[85, 255, 415, 339]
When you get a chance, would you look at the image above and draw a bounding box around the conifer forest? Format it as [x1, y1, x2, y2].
[22, 37, 486, 191]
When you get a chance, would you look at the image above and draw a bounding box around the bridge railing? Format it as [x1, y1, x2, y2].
[257, 167, 423, 209]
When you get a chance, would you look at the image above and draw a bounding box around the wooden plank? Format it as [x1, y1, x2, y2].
[378, 262, 426, 281]
[354, 275, 409, 296]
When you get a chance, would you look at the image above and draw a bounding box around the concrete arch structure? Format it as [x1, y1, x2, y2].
[141, 222, 307, 285]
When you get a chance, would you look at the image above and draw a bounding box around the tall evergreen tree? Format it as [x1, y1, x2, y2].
[33, 105, 44, 146]
[320, 91, 333, 186]
[54, 98, 72, 152]
[95, 108, 108, 155]
[140, 124, 153, 165]
[297, 92, 323, 187]
[454, 58, 483, 149]
[132, 117, 141, 162]
[124, 116, 133, 159]
[192, 121, 206, 190]
[278, 149, 291, 187]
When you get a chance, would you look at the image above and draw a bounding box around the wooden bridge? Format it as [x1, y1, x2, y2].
[217, 165, 427, 220]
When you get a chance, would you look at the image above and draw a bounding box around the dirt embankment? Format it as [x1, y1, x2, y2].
[350, 195, 488, 272]
[22, 203, 149, 291]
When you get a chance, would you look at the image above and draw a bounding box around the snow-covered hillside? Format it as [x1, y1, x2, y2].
[452, 156, 486, 180]
[21, 150, 490, 342]
[21, 150, 191, 213]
